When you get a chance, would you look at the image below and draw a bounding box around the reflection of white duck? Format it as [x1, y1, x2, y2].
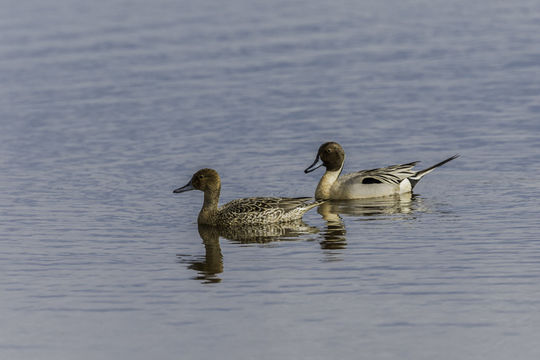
[305, 142, 459, 200]
[174, 168, 323, 225]
[317, 192, 414, 220]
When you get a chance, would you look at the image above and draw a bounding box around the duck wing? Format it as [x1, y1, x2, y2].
[222, 197, 320, 213]
[341, 162, 419, 185]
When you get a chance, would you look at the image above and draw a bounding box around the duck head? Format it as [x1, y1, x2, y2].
[304, 142, 345, 173]
[173, 168, 221, 194]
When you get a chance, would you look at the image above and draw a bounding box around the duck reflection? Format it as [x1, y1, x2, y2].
[176, 225, 224, 283]
[319, 192, 415, 218]
[180, 221, 319, 283]
[317, 193, 417, 252]
[211, 220, 319, 244]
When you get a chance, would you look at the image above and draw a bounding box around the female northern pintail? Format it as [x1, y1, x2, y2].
[173, 168, 322, 226]
[304, 142, 459, 200]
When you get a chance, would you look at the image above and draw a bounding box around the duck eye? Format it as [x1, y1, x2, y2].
[198, 175, 204, 179]
[325, 149, 332, 153]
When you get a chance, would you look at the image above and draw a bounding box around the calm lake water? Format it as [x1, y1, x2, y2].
[1, 0, 540, 359]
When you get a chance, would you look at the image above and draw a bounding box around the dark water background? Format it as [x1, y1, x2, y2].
[1, 0, 540, 359]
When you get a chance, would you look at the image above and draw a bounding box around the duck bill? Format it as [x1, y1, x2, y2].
[304, 156, 324, 173]
[173, 181, 195, 193]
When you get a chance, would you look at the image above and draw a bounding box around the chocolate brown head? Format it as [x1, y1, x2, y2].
[173, 168, 221, 194]
[304, 142, 345, 173]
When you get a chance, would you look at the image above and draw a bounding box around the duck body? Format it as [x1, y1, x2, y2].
[203, 196, 322, 226]
[174, 168, 322, 226]
[314, 162, 417, 200]
[305, 142, 458, 200]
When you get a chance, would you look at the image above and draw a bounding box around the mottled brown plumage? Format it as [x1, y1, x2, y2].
[174, 168, 323, 225]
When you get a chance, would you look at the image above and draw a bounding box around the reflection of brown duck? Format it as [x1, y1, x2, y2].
[178, 225, 224, 283]
[180, 222, 319, 283]
[213, 220, 319, 244]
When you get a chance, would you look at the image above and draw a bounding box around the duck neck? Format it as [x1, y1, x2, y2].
[315, 163, 343, 200]
[198, 188, 220, 225]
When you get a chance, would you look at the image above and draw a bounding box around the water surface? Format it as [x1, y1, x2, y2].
[1, 0, 540, 359]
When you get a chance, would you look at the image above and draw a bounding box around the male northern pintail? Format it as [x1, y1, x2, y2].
[304, 142, 459, 200]
[173, 168, 323, 225]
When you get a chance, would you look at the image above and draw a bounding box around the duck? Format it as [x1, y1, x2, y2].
[304, 142, 459, 200]
[173, 168, 323, 225]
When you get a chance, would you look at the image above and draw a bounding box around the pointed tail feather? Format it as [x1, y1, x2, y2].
[303, 199, 326, 212]
[408, 154, 459, 188]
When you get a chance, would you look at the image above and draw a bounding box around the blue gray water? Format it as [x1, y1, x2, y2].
[1, 0, 540, 359]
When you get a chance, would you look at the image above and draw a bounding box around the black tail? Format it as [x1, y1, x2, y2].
[408, 154, 459, 189]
